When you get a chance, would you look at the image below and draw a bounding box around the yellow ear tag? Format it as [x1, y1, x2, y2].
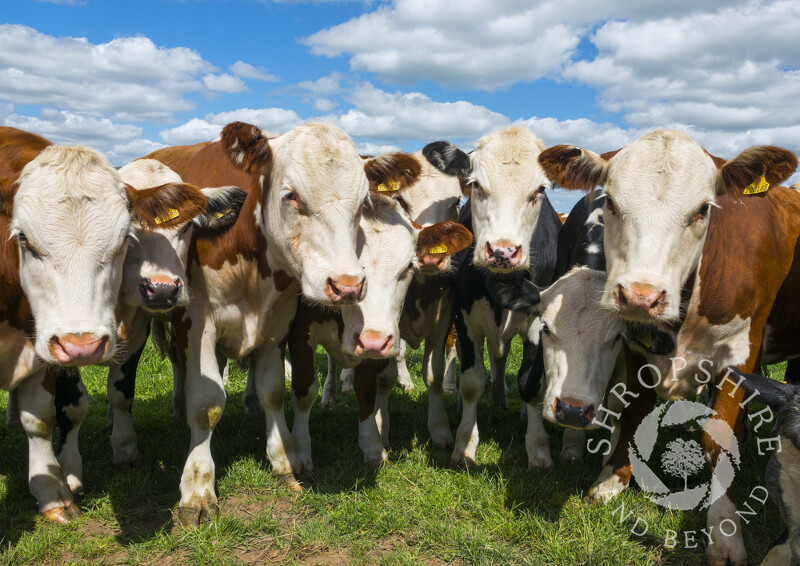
[743, 171, 770, 195]
[636, 328, 652, 349]
[377, 179, 399, 192]
[154, 208, 180, 224]
[214, 207, 232, 219]
[428, 243, 448, 254]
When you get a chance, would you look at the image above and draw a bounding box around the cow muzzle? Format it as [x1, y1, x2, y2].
[352, 331, 394, 359]
[139, 276, 184, 311]
[616, 282, 666, 321]
[325, 275, 366, 305]
[550, 397, 595, 428]
[484, 241, 522, 269]
[49, 333, 110, 365]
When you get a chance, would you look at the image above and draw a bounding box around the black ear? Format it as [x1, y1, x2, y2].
[730, 367, 791, 409]
[422, 141, 471, 178]
[193, 186, 248, 230]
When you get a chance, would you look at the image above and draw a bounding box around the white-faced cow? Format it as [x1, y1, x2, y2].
[540, 129, 799, 566]
[0, 126, 199, 522]
[144, 121, 422, 525]
[424, 125, 562, 469]
[288, 192, 471, 467]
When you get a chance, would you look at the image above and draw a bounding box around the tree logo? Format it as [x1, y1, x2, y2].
[629, 400, 740, 511]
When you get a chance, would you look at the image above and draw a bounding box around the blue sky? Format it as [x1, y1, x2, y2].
[3, 0, 800, 211]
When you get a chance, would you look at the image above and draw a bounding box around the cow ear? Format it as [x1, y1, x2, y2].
[193, 186, 248, 230]
[538, 145, 609, 191]
[422, 141, 471, 178]
[730, 367, 791, 409]
[220, 121, 273, 175]
[126, 182, 208, 229]
[363, 152, 422, 198]
[721, 146, 798, 197]
[416, 220, 472, 271]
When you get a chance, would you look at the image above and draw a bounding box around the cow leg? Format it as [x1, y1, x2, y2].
[425, 326, 454, 450]
[169, 340, 187, 423]
[586, 346, 654, 502]
[341, 367, 355, 395]
[6, 388, 20, 425]
[560, 428, 586, 465]
[517, 334, 551, 468]
[704, 368, 749, 566]
[395, 339, 414, 392]
[252, 342, 301, 489]
[242, 357, 261, 419]
[320, 353, 338, 407]
[489, 351, 509, 409]
[354, 362, 387, 465]
[442, 325, 458, 395]
[54, 367, 88, 497]
[451, 317, 486, 467]
[18, 367, 82, 522]
[375, 361, 398, 447]
[288, 331, 318, 483]
[107, 336, 146, 470]
[177, 318, 226, 525]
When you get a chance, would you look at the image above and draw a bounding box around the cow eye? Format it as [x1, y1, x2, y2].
[470, 181, 484, 197]
[282, 189, 302, 211]
[394, 195, 410, 214]
[530, 185, 546, 203]
[613, 333, 623, 345]
[17, 232, 42, 259]
[541, 322, 550, 336]
[605, 196, 616, 215]
[691, 203, 710, 225]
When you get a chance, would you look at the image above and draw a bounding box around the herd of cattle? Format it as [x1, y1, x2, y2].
[2, 121, 800, 565]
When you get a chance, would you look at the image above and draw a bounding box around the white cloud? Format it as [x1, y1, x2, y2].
[159, 108, 304, 144]
[158, 118, 224, 145]
[0, 24, 226, 122]
[106, 138, 166, 165]
[313, 98, 337, 112]
[229, 61, 279, 82]
[357, 141, 401, 155]
[201, 73, 247, 93]
[4, 108, 142, 145]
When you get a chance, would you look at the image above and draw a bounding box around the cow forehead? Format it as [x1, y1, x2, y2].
[543, 270, 616, 332]
[471, 126, 549, 188]
[357, 201, 416, 266]
[120, 158, 182, 187]
[606, 130, 718, 209]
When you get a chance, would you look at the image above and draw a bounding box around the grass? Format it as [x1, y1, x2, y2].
[0, 339, 787, 565]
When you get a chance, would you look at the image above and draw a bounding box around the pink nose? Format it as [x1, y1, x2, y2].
[617, 283, 666, 320]
[353, 331, 394, 359]
[484, 241, 522, 269]
[325, 275, 366, 305]
[49, 333, 109, 365]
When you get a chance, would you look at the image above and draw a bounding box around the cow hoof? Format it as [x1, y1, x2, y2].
[398, 381, 414, 393]
[276, 474, 303, 491]
[442, 386, 457, 395]
[67, 480, 84, 498]
[113, 458, 140, 472]
[560, 450, 583, 466]
[296, 469, 315, 485]
[176, 503, 219, 527]
[365, 456, 389, 469]
[340, 386, 353, 396]
[527, 457, 553, 470]
[320, 398, 334, 408]
[450, 457, 475, 470]
[43, 502, 82, 524]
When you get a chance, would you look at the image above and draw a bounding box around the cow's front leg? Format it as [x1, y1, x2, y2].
[704, 371, 748, 566]
[242, 356, 261, 419]
[424, 326, 454, 449]
[560, 428, 585, 465]
[375, 361, 397, 446]
[107, 336, 146, 470]
[18, 367, 81, 522]
[253, 342, 301, 489]
[518, 335, 551, 468]
[395, 339, 414, 392]
[354, 362, 387, 465]
[340, 367, 355, 394]
[489, 349, 509, 409]
[54, 367, 89, 497]
[288, 333, 318, 483]
[6, 388, 20, 425]
[178, 320, 226, 525]
[451, 318, 486, 467]
[442, 325, 458, 394]
[320, 353, 338, 407]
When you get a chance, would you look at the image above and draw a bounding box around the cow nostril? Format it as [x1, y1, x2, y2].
[617, 284, 628, 306]
[650, 290, 666, 309]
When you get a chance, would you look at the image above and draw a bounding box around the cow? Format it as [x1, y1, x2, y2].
[288, 193, 471, 468]
[733, 368, 800, 566]
[0, 126, 196, 522]
[105, 159, 246, 470]
[144, 121, 421, 525]
[325, 144, 466, 449]
[423, 125, 563, 469]
[539, 129, 799, 566]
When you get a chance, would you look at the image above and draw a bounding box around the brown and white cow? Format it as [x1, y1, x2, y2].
[145, 121, 421, 525]
[106, 159, 246, 469]
[540, 130, 799, 566]
[0, 126, 198, 522]
[289, 194, 470, 468]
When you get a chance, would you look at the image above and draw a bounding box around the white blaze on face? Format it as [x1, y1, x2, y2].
[12, 145, 132, 365]
[539, 267, 625, 427]
[119, 159, 191, 311]
[340, 199, 418, 359]
[601, 130, 717, 322]
[400, 151, 462, 226]
[469, 126, 551, 272]
[266, 123, 369, 304]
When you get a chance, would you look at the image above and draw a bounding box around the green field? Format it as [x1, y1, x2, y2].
[0, 340, 786, 565]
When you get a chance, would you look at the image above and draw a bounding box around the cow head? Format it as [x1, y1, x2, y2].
[537, 267, 625, 428]
[11, 145, 133, 365]
[424, 126, 553, 273]
[734, 368, 800, 450]
[119, 159, 246, 313]
[222, 122, 422, 306]
[539, 130, 798, 323]
[340, 196, 471, 358]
